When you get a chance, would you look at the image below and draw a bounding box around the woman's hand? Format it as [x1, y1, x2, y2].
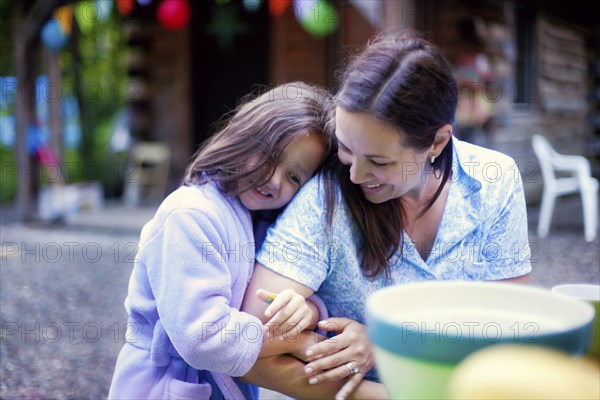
[301, 317, 375, 399]
[257, 288, 318, 340]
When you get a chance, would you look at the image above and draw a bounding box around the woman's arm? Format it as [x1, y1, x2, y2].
[258, 327, 324, 359]
[241, 356, 388, 400]
[242, 264, 379, 398]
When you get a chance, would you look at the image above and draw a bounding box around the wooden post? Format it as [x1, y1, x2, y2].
[13, 0, 66, 220]
[14, 1, 39, 219]
[45, 47, 64, 177]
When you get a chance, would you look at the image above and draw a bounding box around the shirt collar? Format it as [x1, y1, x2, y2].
[451, 136, 483, 197]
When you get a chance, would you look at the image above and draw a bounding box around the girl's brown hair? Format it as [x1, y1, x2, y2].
[183, 82, 335, 195]
[325, 31, 458, 279]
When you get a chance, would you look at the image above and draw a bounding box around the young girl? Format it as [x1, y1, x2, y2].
[108, 82, 335, 399]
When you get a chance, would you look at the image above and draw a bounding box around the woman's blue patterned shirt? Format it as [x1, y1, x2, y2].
[256, 138, 532, 378]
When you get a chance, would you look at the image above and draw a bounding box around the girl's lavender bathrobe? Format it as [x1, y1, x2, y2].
[109, 183, 263, 399]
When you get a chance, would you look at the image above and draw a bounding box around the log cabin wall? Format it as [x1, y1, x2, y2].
[123, 1, 271, 200]
[147, 25, 191, 189]
[270, 10, 328, 86]
[125, 21, 192, 195]
[117, 1, 596, 203]
[270, 2, 376, 88]
[417, 0, 595, 202]
[490, 13, 593, 202]
[535, 16, 589, 146]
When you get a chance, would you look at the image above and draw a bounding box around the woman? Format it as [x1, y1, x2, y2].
[241, 31, 531, 399]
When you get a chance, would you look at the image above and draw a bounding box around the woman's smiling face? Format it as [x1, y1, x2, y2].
[335, 107, 431, 204]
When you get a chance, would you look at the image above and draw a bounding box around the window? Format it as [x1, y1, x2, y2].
[514, 2, 536, 104]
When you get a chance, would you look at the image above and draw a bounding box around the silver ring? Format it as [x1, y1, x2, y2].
[345, 362, 359, 375]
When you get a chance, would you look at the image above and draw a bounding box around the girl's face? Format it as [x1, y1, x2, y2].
[335, 107, 432, 204]
[238, 133, 326, 211]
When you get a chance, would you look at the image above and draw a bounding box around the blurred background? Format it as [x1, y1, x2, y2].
[1, 0, 599, 398]
[1, 0, 599, 215]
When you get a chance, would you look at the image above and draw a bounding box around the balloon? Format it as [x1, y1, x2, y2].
[293, 0, 311, 21]
[138, 0, 152, 5]
[243, 0, 262, 13]
[75, 1, 96, 34]
[269, 0, 290, 17]
[96, 0, 114, 21]
[27, 123, 44, 154]
[54, 5, 73, 35]
[116, 0, 135, 16]
[157, 0, 191, 31]
[297, 0, 338, 37]
[36, 145, 60, 167]
[41, 19, 69, 52]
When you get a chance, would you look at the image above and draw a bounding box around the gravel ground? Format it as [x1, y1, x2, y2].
[0, 194, 598, 399]
[526, 195, 600, 288]
[0, 225, 136, 399]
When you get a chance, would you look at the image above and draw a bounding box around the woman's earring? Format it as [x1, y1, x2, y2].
[430, 155, 436, 164]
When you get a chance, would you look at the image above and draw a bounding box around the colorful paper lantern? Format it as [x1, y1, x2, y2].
[157, 0, 191, 31]
[75, 1, 95, 34]
[116, 0, 135, 16]
[41, 19, 69, 52]
[293, 0, 311, 21]
[268, 0, 290, 17]
[296, 0, 338, 37]
[96, 0, 114, 21]
[243, 0, 262, 13]
[36, 145, 60, 167]
[54, 5, 73, 35]
[27, 124, 42, 155]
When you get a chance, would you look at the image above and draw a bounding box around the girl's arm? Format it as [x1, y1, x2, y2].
[144, 209, 263, 376]
[257, 289, 325, 358]
[243, 263, 315, 320]
[243, 263, 318, 358]
[256, 288, 320, 342]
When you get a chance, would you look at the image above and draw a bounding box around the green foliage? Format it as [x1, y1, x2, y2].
[66, 2, 129, 163]
[0, 145, 17, 203]
[73, 7, 129, 123]
[0, 1, 129, 203]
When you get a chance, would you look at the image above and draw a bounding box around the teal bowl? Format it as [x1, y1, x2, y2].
[366, 281, 595, 399]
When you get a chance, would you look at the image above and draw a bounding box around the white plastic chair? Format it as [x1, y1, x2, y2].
[532, 135, 598, 242]
[123, 142, 171, 206]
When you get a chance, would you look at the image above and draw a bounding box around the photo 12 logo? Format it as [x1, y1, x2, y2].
[1, 321, 139, 344]
[0, 241, 139, 264]
[400, 321, 540, 343]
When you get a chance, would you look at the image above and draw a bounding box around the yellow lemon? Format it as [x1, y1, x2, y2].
[447, 345, 600, 399]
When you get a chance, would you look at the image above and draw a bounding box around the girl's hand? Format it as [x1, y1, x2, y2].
[257, 288, 317, 340]
[302, 318, 375, 400]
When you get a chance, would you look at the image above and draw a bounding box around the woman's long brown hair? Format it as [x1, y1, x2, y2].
[183, 82, 335, 195]
[324, 32, 458, 279]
